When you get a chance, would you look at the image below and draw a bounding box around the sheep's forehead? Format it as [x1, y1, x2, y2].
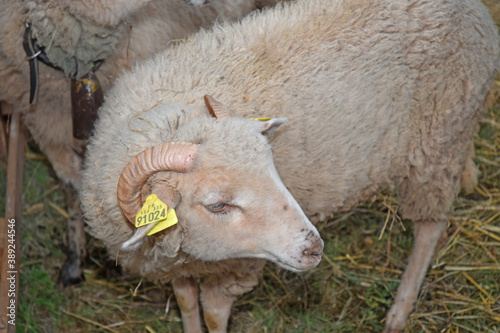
[198, 118, 273, 170]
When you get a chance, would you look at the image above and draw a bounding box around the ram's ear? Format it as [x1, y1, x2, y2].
[253, 117, 288, 136]
[121, 219, 183, 257]
[121, 183, 183, 256]
[121, 223, 156, 251]
[120, 208, 184, 257]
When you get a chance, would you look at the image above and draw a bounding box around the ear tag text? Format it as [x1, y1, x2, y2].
[147, 208, 178, 236]
[135, 194, 178, 235]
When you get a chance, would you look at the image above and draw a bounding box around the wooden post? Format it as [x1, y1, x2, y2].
[0, 108, 25, 332]
[0, 103, 10, 161]
[0, 118, 7, 162]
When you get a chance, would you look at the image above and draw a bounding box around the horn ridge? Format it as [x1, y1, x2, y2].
[117, 142, 199, 224]
[204, 95, 231, 119]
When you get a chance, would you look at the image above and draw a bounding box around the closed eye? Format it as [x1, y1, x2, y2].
[206, 202, 229, 213]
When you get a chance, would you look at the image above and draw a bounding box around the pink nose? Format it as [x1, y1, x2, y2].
[302, 238, 323, 265]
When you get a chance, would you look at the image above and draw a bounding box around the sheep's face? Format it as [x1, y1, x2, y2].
[167, 117, 324, 272]
[118, 104, 324, 272]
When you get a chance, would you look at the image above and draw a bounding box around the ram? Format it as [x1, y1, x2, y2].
[0, 0, 259, 285]
[81, 0, 499, 331]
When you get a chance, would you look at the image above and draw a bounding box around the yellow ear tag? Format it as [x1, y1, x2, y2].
[249, 117, 271, 121]
[147, 208, 178, 236]
[135, 194, 178, 236]
[135, 194, 168, 227]
[135, 194, 178, 235]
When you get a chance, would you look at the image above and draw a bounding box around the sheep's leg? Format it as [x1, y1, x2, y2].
[199, 283, 236, 333]
[37, 141, 87, 286]
[58, 183, 87, 285]
[172, 277, 202, 333]
[23, 96, 88, 286]
[383, 219, 447, 333]
[459, 141, 479, 194]
[200, 260, 265, 333]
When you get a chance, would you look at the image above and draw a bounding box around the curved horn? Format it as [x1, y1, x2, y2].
[204, 95, 231, 119]
[117, 142, 199, 224]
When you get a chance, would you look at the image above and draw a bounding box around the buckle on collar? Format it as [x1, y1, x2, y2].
[22, 23, 66, 103]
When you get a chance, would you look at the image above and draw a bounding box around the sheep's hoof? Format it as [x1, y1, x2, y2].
[58, 258, 85, 286]
[382, 326, 403, 333]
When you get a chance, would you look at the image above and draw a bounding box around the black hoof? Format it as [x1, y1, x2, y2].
[58, 259, 85, 286]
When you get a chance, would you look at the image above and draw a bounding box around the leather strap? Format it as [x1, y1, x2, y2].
[22, 24, 40, 104]
[22, 23, 68, 104]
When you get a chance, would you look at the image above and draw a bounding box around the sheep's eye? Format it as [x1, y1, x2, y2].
[206, 202, 228, 213]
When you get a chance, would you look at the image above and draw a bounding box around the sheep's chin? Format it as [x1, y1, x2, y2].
[273, 258, 320, 273]
[243, 252, 317, 272]
[261, 252, 320, 272]
[274, 261, 310, 273]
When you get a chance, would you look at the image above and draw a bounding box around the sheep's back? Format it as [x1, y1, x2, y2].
[140, 0, 499, 220]
[256, 0, 500, 220]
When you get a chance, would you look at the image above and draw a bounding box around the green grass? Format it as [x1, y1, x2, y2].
[1, 152, 67, 332]
[18, 265, 64, 333]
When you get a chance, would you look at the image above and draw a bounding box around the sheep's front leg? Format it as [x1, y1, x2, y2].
[200, 259, 265, 333]
[199, 282, 237, 333]
[172, 277, 202, 333]
[383, 220, 447, 333]
[59, 183, 87, 285]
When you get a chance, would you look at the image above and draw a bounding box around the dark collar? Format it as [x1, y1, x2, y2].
[23, 23, 65, 103]
[22, 23, 102, 104]
[23, 23, 63, 72]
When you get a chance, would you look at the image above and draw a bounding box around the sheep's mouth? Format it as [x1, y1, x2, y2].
[274, 260, 311, 272]
[253, 250, 321, 272]
[271, 256, 321, 273]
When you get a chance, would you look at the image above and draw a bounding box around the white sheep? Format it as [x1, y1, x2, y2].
[0, 0, 260, 285]
[81, 0, 500, 332]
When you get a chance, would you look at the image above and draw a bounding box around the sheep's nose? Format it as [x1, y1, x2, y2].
[302, 238, 324, 263]
[302, 248, 322, 258]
